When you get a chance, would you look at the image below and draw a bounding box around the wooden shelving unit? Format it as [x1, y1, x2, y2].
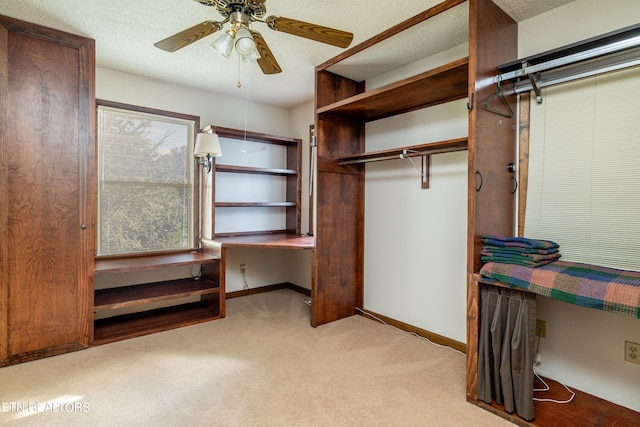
[204, 125, 302, 238]
[94, 279, 219, 311]
[317, 57, 469, 123]
[93, 251, 221, 345]
[312, 0, 474, 328]
[93, 302, 218, 346]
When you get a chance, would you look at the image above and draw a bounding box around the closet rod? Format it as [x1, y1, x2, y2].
[339, 151, 429, 165]
[495, 24, 640, 83]
[512, 46, 640, 94]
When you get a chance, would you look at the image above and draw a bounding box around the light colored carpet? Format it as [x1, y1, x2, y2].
[0, 289, 510, 426]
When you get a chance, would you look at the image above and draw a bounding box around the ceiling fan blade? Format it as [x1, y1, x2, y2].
[251, 31, 282, 74]
[154, 21, 222, 52]
[266, 16, 353, 49]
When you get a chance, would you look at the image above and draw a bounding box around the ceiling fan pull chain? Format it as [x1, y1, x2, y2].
[237, 54, 242, 88]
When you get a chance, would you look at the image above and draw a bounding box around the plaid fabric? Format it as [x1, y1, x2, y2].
[480, 261, 640, 319]
[481, 235, 561, 267]
[482, 235, 559, 250]
[480, 255, 560, 267]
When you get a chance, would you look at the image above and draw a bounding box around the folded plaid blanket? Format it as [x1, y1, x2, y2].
[481, 254, 560, 267]
[480, 261, 640, 319]
[481, 246, 559, 255]
[481, 249, 560, 261]
[482, 235, 559, 250]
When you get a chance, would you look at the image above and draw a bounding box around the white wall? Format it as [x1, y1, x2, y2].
[363, 101, 469, 343]
[516, 0, 640, 412]
[97, 68, 290, 135]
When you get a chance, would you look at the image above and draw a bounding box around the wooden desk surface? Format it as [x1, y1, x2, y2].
[215, 233, 315, 250]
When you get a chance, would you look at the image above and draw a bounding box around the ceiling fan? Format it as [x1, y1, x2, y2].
[154, 0, 354, 74]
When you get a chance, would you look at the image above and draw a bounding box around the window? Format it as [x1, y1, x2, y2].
[525, 66, 640, 271]
[97, 101, 200, 256]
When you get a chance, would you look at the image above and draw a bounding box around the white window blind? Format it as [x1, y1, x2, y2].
[97, 105, 196, 256]
[525, 66, 640, 271]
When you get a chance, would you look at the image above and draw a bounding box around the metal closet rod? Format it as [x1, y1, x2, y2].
[494, 23, 640, 84]
[513, 46, 640, 94]
[338, 150, 429, 165]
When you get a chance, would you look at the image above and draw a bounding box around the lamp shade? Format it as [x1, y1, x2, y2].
[211, 31, 235, 59]
[234, 28, 256, 55]
[194, 133, 223, 157]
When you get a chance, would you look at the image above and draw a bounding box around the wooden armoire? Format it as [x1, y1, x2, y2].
[0, 16, 95, 366]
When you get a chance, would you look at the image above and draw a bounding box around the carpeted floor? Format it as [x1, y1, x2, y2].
[0, 289, 511, 426]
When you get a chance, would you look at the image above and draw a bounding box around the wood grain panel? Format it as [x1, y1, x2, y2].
[467, 0, 518, 275]
[312, 83, 364, 326]
[518, 93, 531, 237]
[0, 24, 8, 362]
[466, 0, 518, 402]
[315, 70, 364, 110]
[1, 15, 95, 362]
[312, 171, 364, 326]
[317, 59, 469, 123]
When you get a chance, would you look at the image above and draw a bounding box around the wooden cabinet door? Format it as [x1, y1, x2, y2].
[0, 16, 95, 365]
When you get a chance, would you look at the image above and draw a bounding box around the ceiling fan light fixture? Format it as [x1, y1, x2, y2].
[211, 30, 235, 59]
[154, 0, 354, 75]
[234, 27, 256, 55]
[241, 49, 261, 63]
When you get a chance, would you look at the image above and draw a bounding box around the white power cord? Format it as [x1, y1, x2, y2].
[532, 362, 575, 404]
[532, 337, 575, 404]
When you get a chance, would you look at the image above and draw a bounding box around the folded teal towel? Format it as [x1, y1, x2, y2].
[482, 235, 559, 250]
[481, 254, 560, 267]
[481, 246, 559, 255]
[481, 249, 560, 261]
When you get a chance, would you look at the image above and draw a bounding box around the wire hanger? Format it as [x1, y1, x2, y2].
[482, 76, 513, 118]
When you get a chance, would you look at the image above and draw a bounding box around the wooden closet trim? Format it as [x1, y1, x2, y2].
[0, 23, 8, 362]
[518, 93, 530, 237]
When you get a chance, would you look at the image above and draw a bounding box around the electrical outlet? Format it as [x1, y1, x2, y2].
[625, 341, 640, 365]
[536, 319, 547, 339]
[240, 263, 246, 273]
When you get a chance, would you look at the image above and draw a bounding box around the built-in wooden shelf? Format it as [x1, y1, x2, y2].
[215, 164, 297, 176]
[317, 57, 469, 123]
[215, 233, 315, 250]
[207, 125, 303, 237]
[93, 301, 220, 345]
[93, 251, 222, 345]
[338, 138, 469, 165]
[94, 278, 219, 311]
[215, 202, 296, 208]
[95, 251, 219, 274]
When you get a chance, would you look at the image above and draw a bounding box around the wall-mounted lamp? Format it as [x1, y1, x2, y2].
[194, 133, 223, 173]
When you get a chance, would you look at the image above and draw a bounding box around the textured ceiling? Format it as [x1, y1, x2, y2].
[0, 0, 574, 109]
